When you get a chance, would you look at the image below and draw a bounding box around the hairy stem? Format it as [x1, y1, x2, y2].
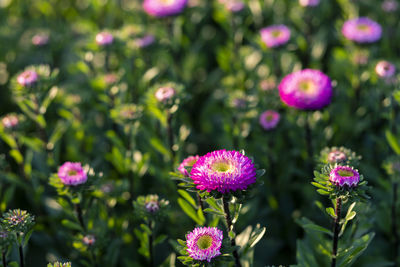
[2, 250, 6, 267]
[392, 182, 399, 266]
[223, 198, 242, 267]
[75, 203, 86, 232]
[331, 198, 342, 267]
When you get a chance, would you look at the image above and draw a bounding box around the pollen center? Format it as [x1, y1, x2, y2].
[298, 80, 316, 93]
[68, 170, 77, 176]
[356, 24, 370, 32]
[271, 30, 282, 38]
[197, 235, 213, 250]
[337, 170, 354, 177]
[212, 160, 231, 173]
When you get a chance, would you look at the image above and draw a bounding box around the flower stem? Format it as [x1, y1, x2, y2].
[222, 198, 242, 267]
[18, 240, 24, 267]
[304, 113, 313, 162]
[148, 221, 154, 267]
[331, 198, 342, 267]
[2, 250, 7, 267]
[197, 193, 204, 213]
[166, 110, 175, 163]
[75, 203, 86, 232]
[392, 182, 399, 266]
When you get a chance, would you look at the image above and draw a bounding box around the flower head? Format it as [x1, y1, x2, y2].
[2, 209, 35, 233]
[133, 195, 169, 220]
[155, 86, 176, 102]
[190, 150, 257, 193]
[342, 17, 382, 43]
[143, 0, 188, 17]
[178, 155, 200, 176]
[17, 70, 38, 87]
[57, 162, 88, 186]
[32, 33, 49, 46]
[278, 69, 332, 110]
[259, 110, 280, 130]
[134, 35, 156, 48]
[299, 0, 320, 6]
[83, 235, 96, 246]
[329, 166, 360, 187]
[260, 25, 291, 48]
[2, 114, 19, 129]
[186, 227, 223, 262]
[375, 60, 396, 78]
[96, 31, 114, 46]
[382, 0, 398, 12]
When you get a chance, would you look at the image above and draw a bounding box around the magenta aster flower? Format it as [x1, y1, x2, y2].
[58, 162, 88, 186]
[186, 227, 223, 262]
[375, 60, 396, 78]
[2, 114, 19, 129]
[329, 166, 360, 187]
[178, 155, 200, 176]
[341, 17, 382, 43]
[278, 69, 332, 110]
[299, 0, 320, 6]
[17, 70, 38, 87]
[96, 31, 114, 46]
[32, 33, 49, 46]
[155, 86, 176, 102]
[190, 150, 257, 193]
[260, 25, 291, 48]
[259, 110, 280, 130]
[143, 0, 188, 17]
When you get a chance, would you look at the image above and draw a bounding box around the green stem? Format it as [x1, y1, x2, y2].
[18, 238, 24, 267]
[75, 203, 86, 232]
[331, 198, 342, 267]
[166, 110, 175, 163]
[2, 250, 6, 267]
[392, 182, 399, 266]
[222, 198, 242, 267]
[148, 221, 154, 267]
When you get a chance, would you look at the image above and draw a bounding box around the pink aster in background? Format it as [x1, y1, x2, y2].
[375, 60, 396, 78]
[155, 87, 176, 102]
[143, 0, 188, 17]
[32, 33, 49, 46]
[278, 69, 332, 110]
[342, 17, 382, 43]
[96, 31, 114, 46]
[186, 227, 223, 262]
[299, 0, 320, 6]
[382, 0, 398, 12]
[83, 235, 96, 246]
[219, 0, 245, 12]
[259, 110, 280, 130]
[178, 155, 200, 176]
[2, 114, 19, 129]
[17, 70, 38, 87]
[134, 35, 155, 48]
[58, 162, 88, 186]
[328, 150, 347, 164]
[190, 150, 257, 193]
[329, 166, 360, 187]
[260, 25, 291, 48]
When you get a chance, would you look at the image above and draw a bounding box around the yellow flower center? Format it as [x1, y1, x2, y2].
[271, 30, 282, 38]
[160, 0, 174, 4]
[337, 170, 354, 177]
[68, 170, 77, 176]
[298, 80, 316, 94]
[356, 24, 370, 32]
[212, 160, 231, 173]
[197, 235, 213, 250]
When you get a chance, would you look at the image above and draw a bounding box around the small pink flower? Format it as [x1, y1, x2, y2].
[382, 0, 398, 12]
[104, 74, 118, 85]
[83, 235, 96, 246]
[96, 32, 114, 46]
[375, 60, 396, 78]
[57, 162, 88, 186]
[219, 0, 245, 12]
[342, 17, 382, 43]
[2, 114, 19, 129]
[178, 155, 200, 176]
[327, 150, 347, 164]
[260, 25, 291, 48]
[145, 201, 160, 213]
[299, 0, 320, 6]
[260, 79, 276, 91]
[259, 110, 280, 130]
[17, 70, 38, 87]
[135, 35, 155, 48]
[143, 0, 188, 17]
[329, 166, 360, 187]
[155, 87, 176, 102]
[32, 33, 49, 46]
[186, 227, 223, 262]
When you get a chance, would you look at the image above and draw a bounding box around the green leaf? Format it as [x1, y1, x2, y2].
[386, 130, 400, 155]
[177, 190, 197, 208]
[297, 217, 332, 236]
[326, 207, 336, 219]
[178, 198, 204, 225]
[248, 226, 266, 248]
[154, 234, 167, 245]
[9, 149, 23, 164]
[338, 233, 375, 267]
[205, 198, 224, 213]
[61, 219, 82, 231]
[317, 189, 329, 195]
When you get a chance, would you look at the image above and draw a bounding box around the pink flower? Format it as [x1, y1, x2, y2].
[260, 25, 291, 48]
[96, 32, 114, 46]
[259, 110, 280, 130]
[143, 0, 188, 17]
[190, 150, 257, 193]
[186, 227, 223, 262]
[2, 114, 19, 129]
[382, 0, 398, 12]
[57, 162, 88, 186]
[342, 17, 382, 43]
[299, 0, 320, 6]
[155, 87, 176, 102]
[32, 33, 49, 46]
[135, 35, 156, 48]
[329, 166, 360, 187]
[178, 155, 200, 176]
[17, 70, 38, 87]
[375, 60, 396, 78]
